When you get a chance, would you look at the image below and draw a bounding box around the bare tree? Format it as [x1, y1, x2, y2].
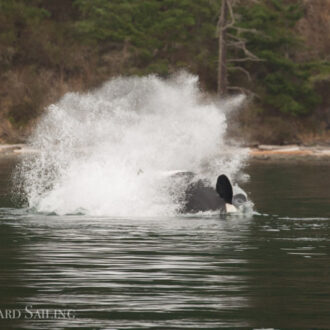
[217, 0, 228, 96]
[217, 0, 262, 97]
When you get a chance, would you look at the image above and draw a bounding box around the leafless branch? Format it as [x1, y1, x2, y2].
[216, 0, 237, 33]
[238, 42, 259, 60]
[230, 66, 252, 81]
[227, 33, 247, 43]
[228, 36, 261, 62]
[223, 0, 235, 31]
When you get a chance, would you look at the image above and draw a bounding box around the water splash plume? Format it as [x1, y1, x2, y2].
[15, 73, 248, 216]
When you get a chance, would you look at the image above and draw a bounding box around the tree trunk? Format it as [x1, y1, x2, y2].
[217, 0, 228, 96]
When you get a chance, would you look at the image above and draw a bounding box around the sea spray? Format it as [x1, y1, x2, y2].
[14, 72, 248, 216]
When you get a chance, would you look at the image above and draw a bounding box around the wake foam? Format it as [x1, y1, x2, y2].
[15, 73, 248, 216]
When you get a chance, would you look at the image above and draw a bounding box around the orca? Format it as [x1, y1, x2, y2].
[171, 172, 247, 214]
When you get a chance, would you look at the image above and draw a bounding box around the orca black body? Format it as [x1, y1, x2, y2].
[183, 179, 225, 213]
[171, 172, 246, 214]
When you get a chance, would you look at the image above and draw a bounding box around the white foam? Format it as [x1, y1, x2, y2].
[15, 73, 248, 216]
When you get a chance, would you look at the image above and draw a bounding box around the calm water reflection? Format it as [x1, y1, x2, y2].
[0, 156, 329, 329]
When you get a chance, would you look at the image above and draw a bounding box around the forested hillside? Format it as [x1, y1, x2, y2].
[0, 0, 329, 144]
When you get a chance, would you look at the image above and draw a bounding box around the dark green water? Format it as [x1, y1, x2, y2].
[0, 156, 329, 329]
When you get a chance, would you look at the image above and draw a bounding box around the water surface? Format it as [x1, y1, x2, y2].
[0, 156, 329, 329]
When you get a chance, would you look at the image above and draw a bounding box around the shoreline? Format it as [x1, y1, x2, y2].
[1, 143, 330, 161]
[248, 144, 330, 162]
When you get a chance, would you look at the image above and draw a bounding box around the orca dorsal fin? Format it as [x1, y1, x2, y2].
[216, 174, 233, 204]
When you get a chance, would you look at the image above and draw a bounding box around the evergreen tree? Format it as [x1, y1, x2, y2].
[74, 0, 220, 80]
[232, 0, 321, 115]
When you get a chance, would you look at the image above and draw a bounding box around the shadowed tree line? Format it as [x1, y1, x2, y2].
[0, 0, 329, 144]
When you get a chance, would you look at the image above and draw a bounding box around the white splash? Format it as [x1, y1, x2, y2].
[15, 73, 248, 216]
